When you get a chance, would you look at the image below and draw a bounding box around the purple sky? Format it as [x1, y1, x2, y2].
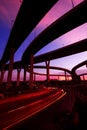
[0, 0, 87, 80]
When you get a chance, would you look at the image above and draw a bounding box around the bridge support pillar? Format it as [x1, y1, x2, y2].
[7, 48, 15, 89]
[24, 67, 26, 83]
[29, 54, 34, 89]
[0, 63, 5, 85]
[34, 73, 36, 82]
[16, 68, 21, 86]
[72, 74, 81, 83]
[65, 70, 67, 81]
[45, 60, 50, 82]
[83, 75, 85, 81]
[58, 75, 59, 81]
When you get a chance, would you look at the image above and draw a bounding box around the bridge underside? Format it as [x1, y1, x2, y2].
[1, 0, 58, 63]
[0, 1, 87, 88]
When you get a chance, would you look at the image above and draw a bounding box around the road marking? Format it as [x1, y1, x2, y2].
[8, 106, 26, 113]
[8, 99, 43, 113]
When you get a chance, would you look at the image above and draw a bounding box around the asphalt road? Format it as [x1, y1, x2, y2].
[0, 88, 66, 130]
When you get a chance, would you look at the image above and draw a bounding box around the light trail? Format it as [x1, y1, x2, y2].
[0, 88, 51, 105]
[8, 100, 42, 114]
[1, 90, 66, 130]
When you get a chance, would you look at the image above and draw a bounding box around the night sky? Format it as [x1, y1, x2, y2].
[0, 0, 87, 80]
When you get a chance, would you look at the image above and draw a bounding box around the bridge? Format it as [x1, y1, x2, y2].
[0, 1, 87, 130]
[1, 0, 58, 64]
[0, 1, 87, 88]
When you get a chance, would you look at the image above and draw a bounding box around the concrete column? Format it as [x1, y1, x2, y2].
[7, 48, 15, 88]
[29, 54, 34, 89]
[0, 63, 5, 85]
[17, 68, 21, 86]
[58, 75, 59, 81]
[34, 73, 36, 82]
[83, 75, 85, 81]
[72, 73, 81, 83]
[65, 71, 67, 81]
[45, 61, 50, 82]
[23, 67, 26, 83]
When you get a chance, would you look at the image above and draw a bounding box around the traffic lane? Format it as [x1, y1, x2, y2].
[0, 88, 50, 104]
[0, 89, 66, 130]
[0, 88, 57, 113]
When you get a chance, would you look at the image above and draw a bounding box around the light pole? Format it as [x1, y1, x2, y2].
[71, 0, 74, 8]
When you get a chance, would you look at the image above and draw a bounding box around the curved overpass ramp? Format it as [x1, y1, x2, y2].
[3, 39, 87, 72]
[34, 39, 87, 63]
[72, 60, 87, 75]
[1, 0, 58, 63]
[22, 1, 87, 64]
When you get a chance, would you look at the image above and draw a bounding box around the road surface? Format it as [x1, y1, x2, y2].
[0, 88, 66, 130]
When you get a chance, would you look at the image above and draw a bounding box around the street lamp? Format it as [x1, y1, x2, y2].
[71, 0, 74, 8]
